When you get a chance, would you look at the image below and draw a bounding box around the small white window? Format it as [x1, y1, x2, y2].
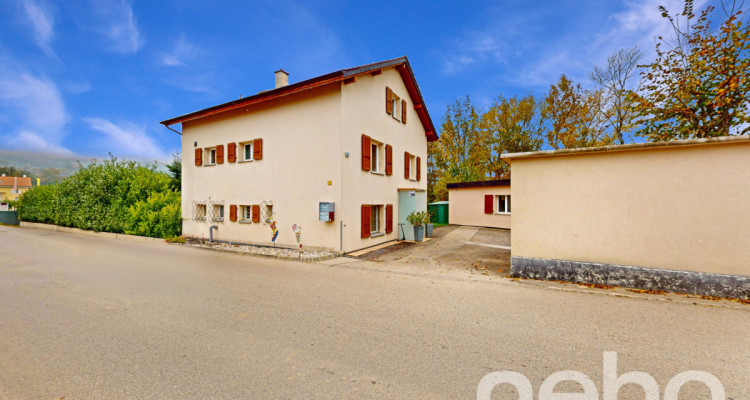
[496, 195, 511, 214]
[409, 154, 416, 180]
[196, 204, 207, 220]
[371, 143, 379, 172]
[243, 142, 253, 161]
[391, 93, 401, 122]
[212, 204, 224, 222]
[205, 148, 217, 165]
[241, 205, 252, 221]
[370, 140, 383, 173]
[370, 205, 381, 234]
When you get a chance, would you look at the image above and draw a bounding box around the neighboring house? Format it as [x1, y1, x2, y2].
[501, 135, 750, 299]
[0, 175, 33, 211]
[447, 180, 511, 229]
[161, 57, 437, 253]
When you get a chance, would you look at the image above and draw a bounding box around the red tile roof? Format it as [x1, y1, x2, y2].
[0, 176, 33, 188]
[160, 56, 438, 142]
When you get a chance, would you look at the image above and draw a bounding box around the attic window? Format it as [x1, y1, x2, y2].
[391, 93, 401, 122]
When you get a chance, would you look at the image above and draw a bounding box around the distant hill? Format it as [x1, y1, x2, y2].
[0, 150, 171, 185]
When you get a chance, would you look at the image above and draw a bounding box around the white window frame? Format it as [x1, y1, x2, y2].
[495, 195, 511, 215]
[205, 148, 217, 166]
[370, 140, 384, 174]
[196, 204, 207, 220]
[212, 204, 224, 222]
[409, 154, 417, 181]
[241, 142, 254, 162]
[370, 205, 382, 235]
[240, 205, 252, 223]
[391, 93, 401, 122]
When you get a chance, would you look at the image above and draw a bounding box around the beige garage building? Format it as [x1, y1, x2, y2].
[447, 180, 510, 229]
[502, 136, 750, 299]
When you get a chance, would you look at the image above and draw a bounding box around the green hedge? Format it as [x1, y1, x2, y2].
[15, 184, 57, 223]
[17, 158, 181, 238]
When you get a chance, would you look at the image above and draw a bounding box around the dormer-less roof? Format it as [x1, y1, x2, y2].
[160, 56, 438, 142]
[0, 176, 32, 188]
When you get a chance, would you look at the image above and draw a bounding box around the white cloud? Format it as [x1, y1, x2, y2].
[0, 65, 70, 153]
[606, 0, 709, 56]
[439, 0, 712, 90]
[20, 0, 55, 56]
[159, 35, 199, 67]
[17, 131, 71, 154]
[442, 33, 505, 75]
[90, 0, 142, 54]
[82, 117, 168, 161]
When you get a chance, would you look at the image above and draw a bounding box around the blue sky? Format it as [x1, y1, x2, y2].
[0, 0, 719, 162]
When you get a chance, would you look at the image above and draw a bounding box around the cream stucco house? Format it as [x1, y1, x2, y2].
[447, 179, 511, 229]
[161, 57, 437, 253]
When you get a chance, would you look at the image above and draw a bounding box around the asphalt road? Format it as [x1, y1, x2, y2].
[0, 226, 748, 399]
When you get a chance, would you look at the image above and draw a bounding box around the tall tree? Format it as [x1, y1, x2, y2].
[544, 74, 614, 149]
[481, 94, 546, 178]
[167, 152, 181, 191]
[429, 96, 486, 201]
[589, 47, 643, 144]
[629, 1, 750, 140]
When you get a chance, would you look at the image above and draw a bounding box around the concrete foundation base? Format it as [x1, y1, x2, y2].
[511, 256, 750, 300]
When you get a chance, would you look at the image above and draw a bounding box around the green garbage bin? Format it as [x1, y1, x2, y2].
[427, 201, 449, 225]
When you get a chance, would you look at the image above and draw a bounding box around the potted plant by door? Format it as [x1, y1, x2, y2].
[424, 211, 434, 238]
[406, 211, 425, 242]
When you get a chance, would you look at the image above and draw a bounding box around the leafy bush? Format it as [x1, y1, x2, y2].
[17, 184, 58, 223]
[125, 191, 181, 238]
[165, 235, 186, 244]
[406, 211, 427, 226]
[17, 157, 181, 238]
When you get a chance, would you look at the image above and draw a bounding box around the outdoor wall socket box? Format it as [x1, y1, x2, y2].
[319, 202, 335, 222]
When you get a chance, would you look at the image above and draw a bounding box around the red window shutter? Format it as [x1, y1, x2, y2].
[361, 134, 371, 171]
[227, 142, 236, 163]
[385, 144, 392, 176]
[194, 148, 202, 166]
[385, 87, 393, 115]
[253, 138, 263, 160]
[401, 100, 407, 124]
[216, 144, 224, 164]
[416, 156, 421, 181]
[484, 195, 494, 214]
[385, 204, 393, 234]
[252, 205, 260, 223]
[361, 205, 371, 238]
[229, 205, 237, 222]
[404, 152, 410, 179]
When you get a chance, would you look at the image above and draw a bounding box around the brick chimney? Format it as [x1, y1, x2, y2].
[274, 69, 289, 88]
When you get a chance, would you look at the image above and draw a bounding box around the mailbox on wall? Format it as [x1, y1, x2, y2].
[319, 202, 335, 222]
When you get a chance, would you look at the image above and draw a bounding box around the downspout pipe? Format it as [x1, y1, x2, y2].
[209, 225, 218, 242]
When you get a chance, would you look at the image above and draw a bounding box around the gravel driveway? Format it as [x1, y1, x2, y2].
[354, 225, 511, 276]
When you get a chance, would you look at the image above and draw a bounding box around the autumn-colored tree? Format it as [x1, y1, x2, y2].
[480, 95, 546, 178]
[544, 74, 614, 149]
[629, 1, 750, 140]
[589, 47, 643, 144]
[428, 96, 486, 201]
